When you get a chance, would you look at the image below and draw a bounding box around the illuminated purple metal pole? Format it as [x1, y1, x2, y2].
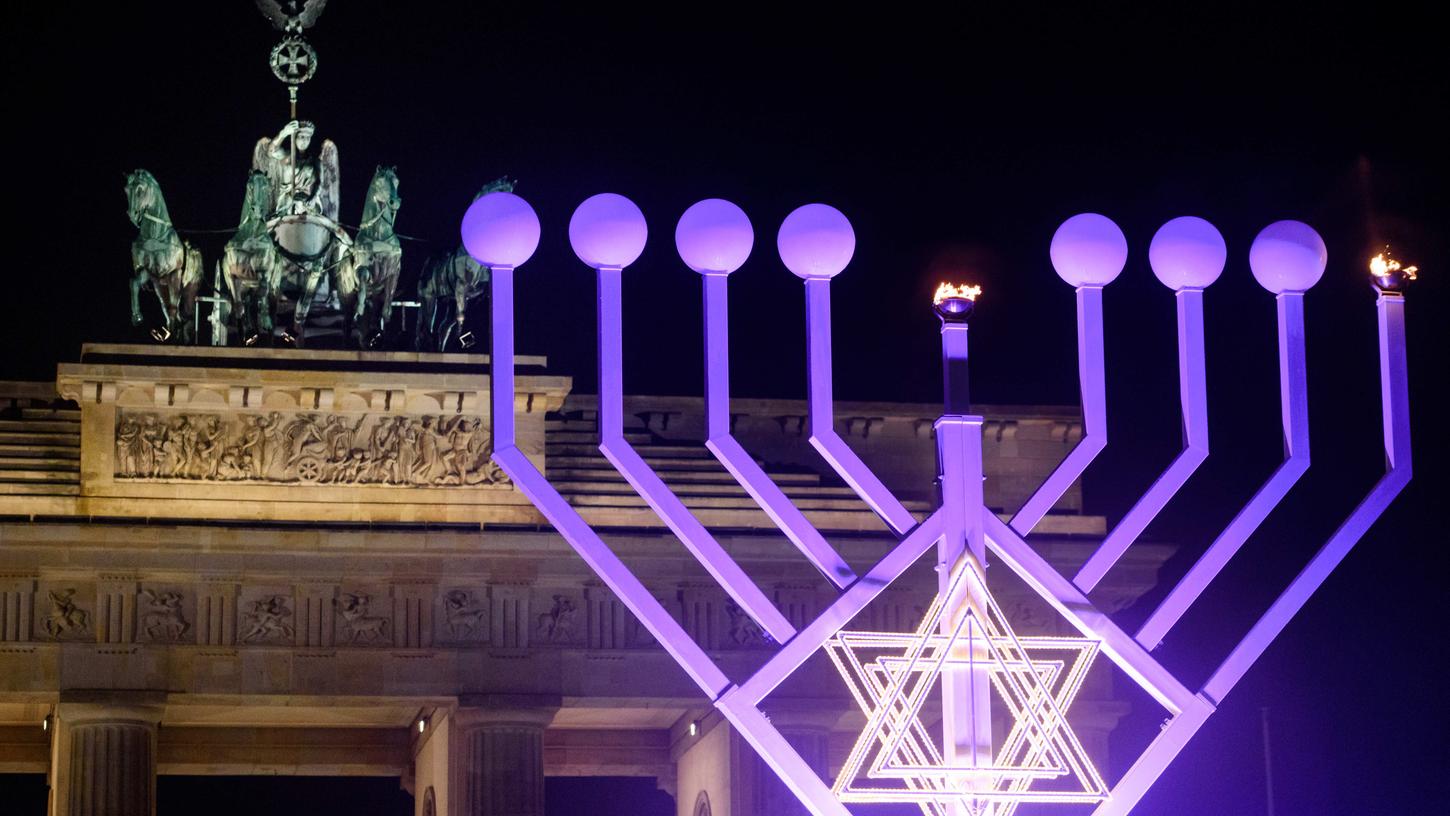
[933, 287, 992, 801]
[468, 192, 731, 696]
[1075, 216, 1225, 592]
[1202, 253, 1411, 704]
[678, 199, 857, 588]
[572, 194, 796, 644]
[1012, 213, 1126, 535]
[781, 204, 920, 535]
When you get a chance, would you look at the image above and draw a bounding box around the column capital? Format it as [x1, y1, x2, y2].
[453, 694, 560, 730]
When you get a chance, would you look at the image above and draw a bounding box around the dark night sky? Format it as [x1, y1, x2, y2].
[4, 2, 1446, 814]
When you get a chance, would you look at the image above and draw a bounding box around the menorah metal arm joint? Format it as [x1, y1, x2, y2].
[595, 266, 797, 643]
[1075, 287, 1210, 592]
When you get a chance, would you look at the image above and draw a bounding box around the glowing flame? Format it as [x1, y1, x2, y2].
[1370, 251, 1418, 282]
[933, 282, 982, 305]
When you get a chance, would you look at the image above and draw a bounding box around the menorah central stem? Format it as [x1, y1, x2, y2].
[936, 316, 992, 792]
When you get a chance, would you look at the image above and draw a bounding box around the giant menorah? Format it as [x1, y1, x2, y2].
[463, 191, 1413, 815]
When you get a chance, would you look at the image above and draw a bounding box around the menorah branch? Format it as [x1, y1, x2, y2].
[1076, 288, 1210, 592]
[701, 271, 856, 588]
[804, 277, 919, 534]
[489, 264, 731, 696]
[595, 266, 797, 643]
[1012, 284, 1109, 535]
[1138, 292, 1310, 649]
[1203, 291, 1411, 704]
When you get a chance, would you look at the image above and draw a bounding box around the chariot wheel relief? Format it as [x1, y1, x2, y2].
[294, 455, 323, 483]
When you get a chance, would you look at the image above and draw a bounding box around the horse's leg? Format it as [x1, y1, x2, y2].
[415, 294, 435, 352]
[129, 270, 146, 327]
[292, 263, 325, 347]
[379, 261, 400, 347]
[152, 280, 173, 342]
[454, 282, 479, 349]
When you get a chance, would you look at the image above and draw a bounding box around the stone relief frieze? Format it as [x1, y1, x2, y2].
[43, 589, 90, 640]
[114, 410, 508, 487]
[240, 594, 295, 644]
[138, 589, 190, 642]
[441, 589, 487, 641]
[336, 592, 390, 645]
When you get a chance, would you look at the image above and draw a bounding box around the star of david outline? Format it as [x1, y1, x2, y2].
[825, 557, 1109, 814]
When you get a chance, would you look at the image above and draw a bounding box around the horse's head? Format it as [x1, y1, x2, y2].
[125, 169, 160, 227]
[369, 165, 400, 210]
[475, 176, 516, 198]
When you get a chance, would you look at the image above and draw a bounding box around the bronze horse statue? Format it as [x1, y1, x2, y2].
[125, 169, 204, 342]
[417, 177, 514, 351]
[220, 171, 283, 345]
[336, 166, 403, 348]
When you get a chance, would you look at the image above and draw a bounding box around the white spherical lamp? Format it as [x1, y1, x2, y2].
[460, 192, 541, 269]
[1149, 216, 1226, 290]
[1249, 220, 1326, 293]
[777, 204, 855, 280]
[676, 199, 754, 274]
[569, 193, 648, 270]
[1050, 213, 1128, 287]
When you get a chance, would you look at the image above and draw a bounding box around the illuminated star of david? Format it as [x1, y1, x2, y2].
[825, 563, 1109, 815]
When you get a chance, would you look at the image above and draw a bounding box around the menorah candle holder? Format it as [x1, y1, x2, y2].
[465, 190, 1413, 816]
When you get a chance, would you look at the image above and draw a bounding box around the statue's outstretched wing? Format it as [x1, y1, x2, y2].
[252, 137, 279, 217]
[319, 139, 340, 221]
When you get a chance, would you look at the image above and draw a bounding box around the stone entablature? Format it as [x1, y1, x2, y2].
[2, 345, 1101, 535]
[0, 522, 1169, 703]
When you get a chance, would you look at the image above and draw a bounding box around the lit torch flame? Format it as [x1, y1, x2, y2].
[1369, 251, 1417, 283]
[933, 282, 982, 305]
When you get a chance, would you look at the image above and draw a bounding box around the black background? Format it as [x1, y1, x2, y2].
[3, 2, 1445, 814]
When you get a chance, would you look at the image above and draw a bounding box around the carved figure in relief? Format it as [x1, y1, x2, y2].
[443, 590, 487, 640]
[240, 595, 295, 643]
[337, 593, 388, 644]
[139, 590, 190, 641]
[726, 601, 769, 647]
[116, 416, 142, 476]
[44, 590, 89, 639]
[536, 595, 578, 643]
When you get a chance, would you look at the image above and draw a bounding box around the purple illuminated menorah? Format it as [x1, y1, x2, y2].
[462, 191, 1413, 816]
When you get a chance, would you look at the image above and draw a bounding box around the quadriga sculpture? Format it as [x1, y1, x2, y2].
[416, 177, 514, 351]
[221, 171, 284, 345]
[125, 169, 204, 342]
[336, 166, 403, 348]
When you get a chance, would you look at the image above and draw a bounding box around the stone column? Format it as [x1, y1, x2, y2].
[49, 701, 163, 816]
[450, 697, 559, 816]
